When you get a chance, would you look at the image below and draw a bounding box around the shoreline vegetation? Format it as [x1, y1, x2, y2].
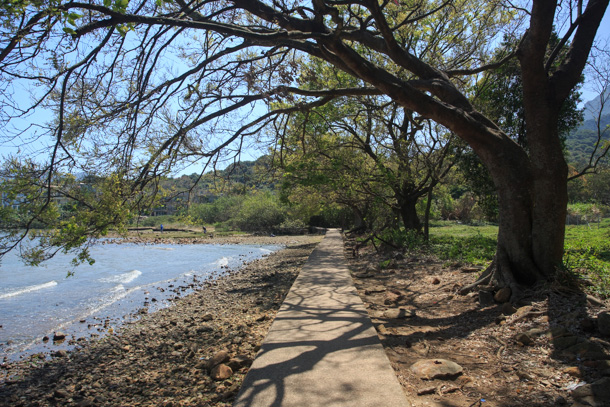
[0, 233, 323, 407]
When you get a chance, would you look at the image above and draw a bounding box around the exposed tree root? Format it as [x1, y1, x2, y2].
[458, 260, 494, 295]
[458, 250, 528, 301]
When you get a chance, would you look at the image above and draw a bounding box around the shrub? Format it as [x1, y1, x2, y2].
[232, 192, 286, 231]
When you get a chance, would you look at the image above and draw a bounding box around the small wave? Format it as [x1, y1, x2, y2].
[215, 257, 229, 267]
[259, 248, 273, 254]
[99, 270, 142, 284]
[0, 281, 58, 299]
[111, 284, 125, 292]
[147, 247, 175, 251]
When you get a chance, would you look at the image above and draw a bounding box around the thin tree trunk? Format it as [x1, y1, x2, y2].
[424, 188, 433, 241]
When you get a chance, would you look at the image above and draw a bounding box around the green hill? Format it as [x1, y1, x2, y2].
[566, 91, 610, 168]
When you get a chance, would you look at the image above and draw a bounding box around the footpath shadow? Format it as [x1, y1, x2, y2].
[234, 231, 409, 406]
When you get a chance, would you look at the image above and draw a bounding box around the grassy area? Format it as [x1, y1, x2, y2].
[427, 221, 498, 266]
[563, 218, 610, 297]
[424, 219, 610, 298]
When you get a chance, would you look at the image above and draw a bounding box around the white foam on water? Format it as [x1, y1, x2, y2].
[259, 248, 273, 254]
[215, 257, 229, 267]
[111, 284, 125, 292]
[99, 270, 142, 284]
[0, 281, 58, 299]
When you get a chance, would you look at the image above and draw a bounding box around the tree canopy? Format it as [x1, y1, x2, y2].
[1, 0, 609, 294]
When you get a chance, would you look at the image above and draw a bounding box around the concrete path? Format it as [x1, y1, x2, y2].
[234, 229, 411, 407]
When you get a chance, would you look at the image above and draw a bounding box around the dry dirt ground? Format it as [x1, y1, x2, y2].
[343, 236, 610, 407]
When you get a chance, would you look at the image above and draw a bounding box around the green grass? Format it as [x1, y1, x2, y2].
[563, 218, 610, 297]
[427, 221, 498, 266]
[424, 219, 610, 297]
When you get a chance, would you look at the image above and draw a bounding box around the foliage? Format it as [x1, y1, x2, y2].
[428, 233, 497, 265]
[0, 0, 607, 282]
[0, 161, 136, 266]
[189, 195, 245, 226]
[376, 228, 425, 251]
[563, 220, 610, 297]
[232, 191, 286, 231]
[189, 191, 287, 232]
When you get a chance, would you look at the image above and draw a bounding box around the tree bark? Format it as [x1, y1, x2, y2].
[398, 195, 422, 233]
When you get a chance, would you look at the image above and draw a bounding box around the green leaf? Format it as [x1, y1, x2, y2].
[63, 27, 76, 35]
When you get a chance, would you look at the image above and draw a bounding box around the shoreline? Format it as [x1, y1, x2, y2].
[104, 229, 326, 247]
[0, 234, 323, 407]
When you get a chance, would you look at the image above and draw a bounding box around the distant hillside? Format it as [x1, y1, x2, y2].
[566, 91, 610, 168]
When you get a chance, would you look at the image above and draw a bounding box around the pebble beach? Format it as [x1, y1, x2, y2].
[0, 234, 323, 407]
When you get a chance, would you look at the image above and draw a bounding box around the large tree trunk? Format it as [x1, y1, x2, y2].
[462, 122, 567, 293]
[398, 195, 422, 233]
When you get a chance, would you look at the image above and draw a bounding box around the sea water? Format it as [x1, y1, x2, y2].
[0, 242, 281, 361]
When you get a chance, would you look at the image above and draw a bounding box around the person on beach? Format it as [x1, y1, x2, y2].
[160, 224, 164, 233]
[203, 226, 207, 234]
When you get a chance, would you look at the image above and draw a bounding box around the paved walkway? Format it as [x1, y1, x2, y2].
[234, 229, 411, 407]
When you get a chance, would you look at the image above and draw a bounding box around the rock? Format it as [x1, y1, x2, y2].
[220, 383, 240, 399]
[526, 328, 548, 337]
[563, 340, 605, 359]
[545, 325, 569, 339]
[384, 290, 403, 305]
[410, 359, 463, 380]
[77, 398, 95, 407]
[478, 290, 494, 307]
[563, 366, 582, 378]
[493, 287, 512, 303]
[553, 335, 579, 350]
[365, 285, 386, 295]
[580, 317, 596, 332]
[596, 360, 610, 370]
[383, 308, 416, 319]
[210, 364, 233, 381]
[502, 303, 517, 315]
[53, 350, 68, 358]
[417, 386, 437, 395]
[196, 324, 214, 333]
[228, 355, 253, 370]
[53, 332, 66, 341]
[376, 324, 390, 336]
[515, 369, 534, 381]
[53, 389, 69, 399]
[515, 332, 533, 346]
[208, 350, 230, 369]
[598, 311, 610, 337]
[587, 295, 606, 307]
[571, 377, 610, 406]
[202, 313, 214, 321]
[554, 396, 568, 405]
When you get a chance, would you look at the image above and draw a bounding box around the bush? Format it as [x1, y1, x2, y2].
[189, 195, 244, 225]
[232, 192, 286, 231]
[376, 228, 424, 251]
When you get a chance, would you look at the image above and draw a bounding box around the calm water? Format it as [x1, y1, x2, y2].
[0, 242, 281, 361]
